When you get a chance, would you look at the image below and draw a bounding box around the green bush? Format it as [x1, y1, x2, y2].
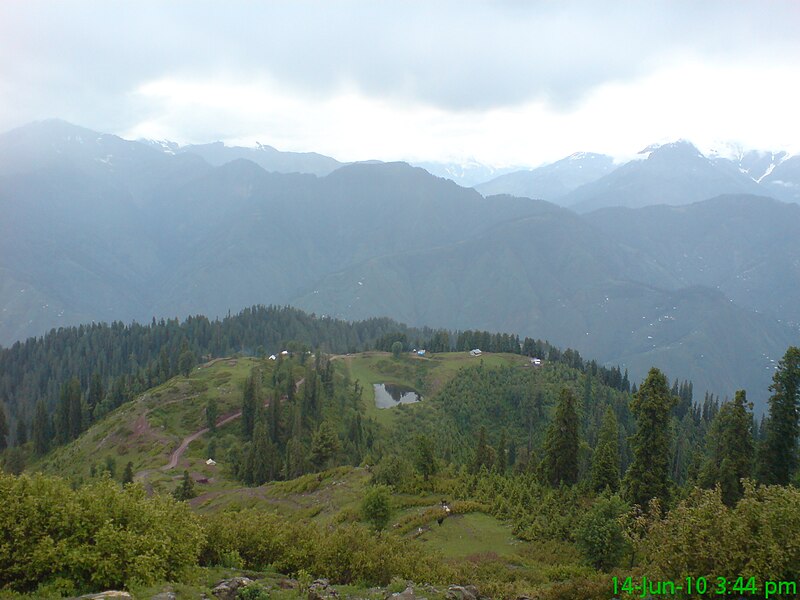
[201, 508, 450, 586]
[0, 472, 205, 593]
[644, 482, 800, 587]
[574, 494, 629, 570]
[361, 485, 392, 530]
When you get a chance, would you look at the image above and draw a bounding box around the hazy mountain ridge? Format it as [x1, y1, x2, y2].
[588, 195, 800, 324]
[294, 195, 795, 408]
[475, 152, 617, 203]
[1, 120, 797, 409]
[475, 141, 799, 211]
[564, 141, 768, 212]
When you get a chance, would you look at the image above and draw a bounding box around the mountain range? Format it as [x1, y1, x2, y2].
[476, 141, 799, 210]
[1, 119, 797, 410]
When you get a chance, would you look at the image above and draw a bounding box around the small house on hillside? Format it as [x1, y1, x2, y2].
[268, 354, 277, 360]
[469, 349, 482, 357]
[206, 458, 217, 466]
[531, 358, 542, 366]
[417, 349, 426, 356]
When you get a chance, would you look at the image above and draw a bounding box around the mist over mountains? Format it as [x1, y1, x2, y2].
[1, 119, 797, 410]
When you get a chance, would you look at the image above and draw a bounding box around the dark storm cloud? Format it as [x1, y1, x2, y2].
[1, 0, 798, 133]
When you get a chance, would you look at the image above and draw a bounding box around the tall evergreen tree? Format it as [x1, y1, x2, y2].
[495, 430, 508, 473]
[57, 381, 71, 444]
[591, 406, 620, 492]
[173, 470, 197, 501]
[15, 417, 27, 446]
[700, 390, 753, 505]
[269, 388, 281, 445]
[241, 370, 259, 440]
[413, 434, 437, 481]
[0, 403, 8, 452]
[248, 410, 280, 485]
[33, 400, 49, 455]
[178, 345, 195, 377]
[623, 368, 676, 508]
[310, 420, 340, 470]
[68, 379, 83, 441]
[472, 425, 492, 473]
[206, 397, 218, 432]
[758, 346, 800, 485]
[87, 373, 103, 421]
[540, 387, 580, 486]
[122, 461, 135, 485]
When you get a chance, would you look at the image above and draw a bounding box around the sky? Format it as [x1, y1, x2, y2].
[1, 1, 799, 167]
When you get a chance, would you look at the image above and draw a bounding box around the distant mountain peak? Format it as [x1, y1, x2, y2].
[636, 139, 703, 161]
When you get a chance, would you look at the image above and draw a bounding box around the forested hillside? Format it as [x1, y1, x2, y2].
[3, 324, 798, 598]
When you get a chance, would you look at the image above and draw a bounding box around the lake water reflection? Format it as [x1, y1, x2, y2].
[373, 383, 422, 408]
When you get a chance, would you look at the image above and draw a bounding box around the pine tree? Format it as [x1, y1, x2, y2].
[413, 434, 437, 481]
[15, 417, 27, 446]
[0, 403, 8, 452]
[269, 388, 281, 444]
[68, 379, 83, 440]
[33, 400, 49, 455]
[206, 397, 218, 432]
[178, 346, 195, 377]
[173, 470, 197, 501]
[623, 368, 676, 508]
[541, 387, 580, 486]
[248, 412, 278, 485]
[57, 381, 71, 444]
[758, 346, 800, 485]
[122, 461, 134, 485]
[87, 373, 103, 422]
[241, 371, 259, 440]
[310, 420, 340, 470]
[700, 390, 753, 505]
[495, 430, 507, 473]
[285, 437, 306, 479]
[472, 425, 492, 473]
[591, 406, 620, 493]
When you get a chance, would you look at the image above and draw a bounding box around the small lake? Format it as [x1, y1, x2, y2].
[373, 383, 422, 408]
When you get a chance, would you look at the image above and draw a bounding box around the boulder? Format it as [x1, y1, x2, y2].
[212, 577, 254, 600]
[446, 585, 484, 600]
[390, 585, 423, 600]
[278, 577, 300, 589]
[308, 578, 339, 600]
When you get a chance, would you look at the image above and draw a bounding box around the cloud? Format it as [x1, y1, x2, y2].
[1, 1, 799, 162]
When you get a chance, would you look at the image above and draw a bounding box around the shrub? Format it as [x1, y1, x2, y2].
[643, 482, 800, 587]
[0, 472, 205, 593]
[574, 494, 629, 570]
[361, 485, 392, 530]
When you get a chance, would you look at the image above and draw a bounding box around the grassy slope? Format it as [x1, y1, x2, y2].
[25, 351, 592, 597]
[34, 357, 265, 495]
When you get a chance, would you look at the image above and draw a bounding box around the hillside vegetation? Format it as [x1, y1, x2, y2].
[4, 338, 798, 598]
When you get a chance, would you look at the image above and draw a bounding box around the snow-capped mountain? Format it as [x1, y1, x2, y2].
[413, 159, 521, 187]
[474, 152, 616, 202]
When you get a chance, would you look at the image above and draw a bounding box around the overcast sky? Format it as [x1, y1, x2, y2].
[1, 1, 799, 167]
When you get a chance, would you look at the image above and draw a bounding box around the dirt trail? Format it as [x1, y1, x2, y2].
[162, 409, 242, 471]
[163, 376, 305, 471]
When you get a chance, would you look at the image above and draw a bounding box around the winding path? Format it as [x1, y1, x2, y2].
[162, 376, 306, 471]
[162, 410, 243, 470]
